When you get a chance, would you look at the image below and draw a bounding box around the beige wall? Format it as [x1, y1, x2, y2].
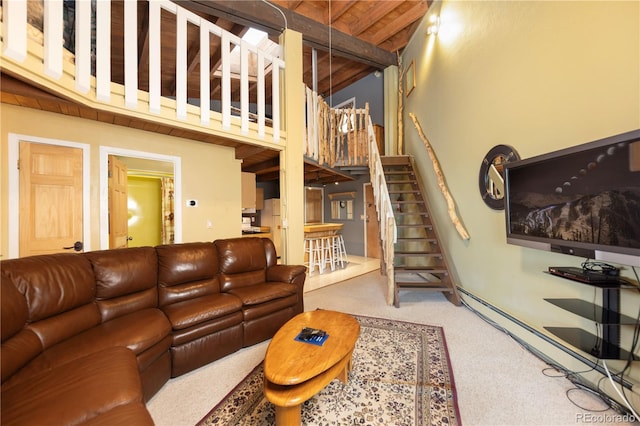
[1, 103, 242, 256]
[403, 0, 639, 402]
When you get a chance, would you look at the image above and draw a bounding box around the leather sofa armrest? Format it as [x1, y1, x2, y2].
[266, 264, 306, 285]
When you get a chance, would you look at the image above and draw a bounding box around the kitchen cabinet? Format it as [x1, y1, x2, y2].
[256, 187, 264, 210]
[241, 172, 256, 209]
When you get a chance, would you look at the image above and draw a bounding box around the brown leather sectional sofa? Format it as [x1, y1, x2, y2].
[1, 237, 306, 425]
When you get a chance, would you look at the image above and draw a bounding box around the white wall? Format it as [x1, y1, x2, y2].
[402, 0, 640, 407]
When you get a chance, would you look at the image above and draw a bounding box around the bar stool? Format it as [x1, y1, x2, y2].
[304, 237, 324, 274]
[321, 235, 336, 272]
[332, 234, 348, 268]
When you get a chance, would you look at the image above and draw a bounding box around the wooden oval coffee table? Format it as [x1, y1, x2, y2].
[263, 310, 360, 425]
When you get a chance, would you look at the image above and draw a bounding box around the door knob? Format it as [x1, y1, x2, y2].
[127, 236, 133, 241]
[63, 241, 84, 252]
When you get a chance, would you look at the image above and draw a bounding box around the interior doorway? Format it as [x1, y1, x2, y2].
[100, 147, 182, 249]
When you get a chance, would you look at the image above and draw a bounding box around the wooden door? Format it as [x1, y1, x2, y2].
[305, 188, 323, 223]
[109, 155, 129, 249]
[365, 184, 382, 259]
[19, 142, 84, 257]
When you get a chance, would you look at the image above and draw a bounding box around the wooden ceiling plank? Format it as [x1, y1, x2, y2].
[243, 156, 281, 173]
[368, 1, 428, 46]
[181, 1, 395, 68]
[1, 93, 20, 106]
[286, 1, 305, 11]
[329, 0, 357, 23]
[137, 2, 151, 76]
[350, 1, 399, 37]
[236, 145, 271, 159]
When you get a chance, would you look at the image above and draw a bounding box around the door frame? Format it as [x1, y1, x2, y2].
[7, 133, 91, 259]
[99, 146, 182, 249]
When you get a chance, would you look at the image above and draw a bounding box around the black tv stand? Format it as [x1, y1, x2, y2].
[543, 269, 636, 360]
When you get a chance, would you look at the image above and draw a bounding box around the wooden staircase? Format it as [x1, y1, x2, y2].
[381, 155, 461, 307]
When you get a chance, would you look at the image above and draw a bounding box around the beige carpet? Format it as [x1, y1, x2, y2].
[147, 270, 632, 425]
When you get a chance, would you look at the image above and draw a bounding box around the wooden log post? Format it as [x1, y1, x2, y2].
[409, 112, 470, 241]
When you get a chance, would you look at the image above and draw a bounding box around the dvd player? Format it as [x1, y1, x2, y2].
[548, 266, 620, 284]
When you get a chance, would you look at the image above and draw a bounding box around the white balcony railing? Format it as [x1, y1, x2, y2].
[1, 0, 285, 143]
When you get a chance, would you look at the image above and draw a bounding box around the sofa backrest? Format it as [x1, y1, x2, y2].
[0, 254, 100, 383]
[262, 238, 278, 268]
[84, 247, 159, 322]
[156, 242, 220, 307]
[215, 237, 269, 292]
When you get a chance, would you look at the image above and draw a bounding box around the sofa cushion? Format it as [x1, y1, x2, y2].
[5, 308, 171, 388]
[1, 254, 96, 323]
[1, 347, 146, 426]
[162, 293, 242, 330]
[1, 275, 38, 384]
[216, 238, 267, 291]
[1, 254, 100, 384]
[156, 242, 220, 307]
[227, 282, 298, 306]
[85, 247, 159, 322]
[81, 403, 154, 426]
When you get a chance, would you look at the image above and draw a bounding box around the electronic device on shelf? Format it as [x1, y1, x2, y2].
[548, 266, 621, 284]
[503, 129, 640, 267]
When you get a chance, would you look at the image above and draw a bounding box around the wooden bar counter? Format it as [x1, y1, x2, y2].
[304, 223, 343, 236]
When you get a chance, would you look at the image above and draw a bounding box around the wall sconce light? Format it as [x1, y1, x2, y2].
[426, 15, 440, 36]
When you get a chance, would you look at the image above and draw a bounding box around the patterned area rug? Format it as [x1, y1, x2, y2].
[198, 314, 460, 425]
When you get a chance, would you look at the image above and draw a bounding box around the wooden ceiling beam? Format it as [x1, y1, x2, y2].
[181, 1, 395, 68]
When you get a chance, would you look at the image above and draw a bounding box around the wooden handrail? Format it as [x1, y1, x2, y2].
[366, 116, 397, 305]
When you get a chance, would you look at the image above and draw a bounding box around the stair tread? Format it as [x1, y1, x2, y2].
[394, 267, 448, 273]
[383, 171, 414, 175]
[381, 156, 460, 308]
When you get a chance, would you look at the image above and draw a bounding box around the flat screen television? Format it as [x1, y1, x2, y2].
[504, 129, 640, 267]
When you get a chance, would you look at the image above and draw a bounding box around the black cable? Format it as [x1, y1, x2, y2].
[609, 266, 640, 414]
[460, 295, 636, 416]
[581, 259, 620, 276]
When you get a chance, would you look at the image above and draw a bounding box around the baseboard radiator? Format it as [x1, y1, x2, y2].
[457, 286, 637, 414]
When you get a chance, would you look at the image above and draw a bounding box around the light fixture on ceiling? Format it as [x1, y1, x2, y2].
[426, 14, 440, 36]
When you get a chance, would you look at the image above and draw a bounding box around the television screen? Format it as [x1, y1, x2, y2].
[504, 129, 640, 267]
